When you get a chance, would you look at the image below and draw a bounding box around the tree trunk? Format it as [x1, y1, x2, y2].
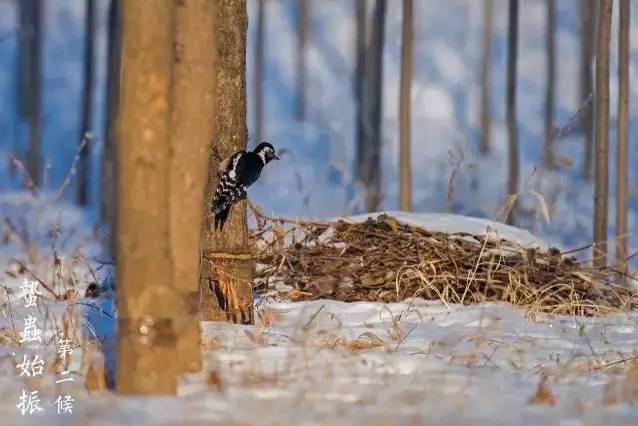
[580, 0, 596, 180]
[115, 0, 178, 394]
[354, 0, 366, 185]
[593, 0, 613, 268]
[543, 0, 555, 170]
[17, 0, 29, 120]
[169, 0, 218, 374]
[357, 0, 385, 212]
[253, 0, 264, 143]
[77, 0, 95, 205]
[296, 0, 309, 121]
[616, 0, 629, 278]
[199, 0, 252, 324]
[100, 0, 121, 231]
[479, 0, 493, 155]
[505, 0, 519, 225]
[18, 0, 42, 187]
[398, 0, 412, 211]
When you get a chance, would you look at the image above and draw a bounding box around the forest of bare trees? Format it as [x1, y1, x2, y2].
[5, 0, 635, 401]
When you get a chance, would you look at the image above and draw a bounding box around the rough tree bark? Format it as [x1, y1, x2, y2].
[78, 0, 95, 205]
[616, 0, 629, 278]
[479, 0, 493, 154]
[18, 0, 42, 186]
[543, 0, 555, 170]
[580, 0, 596, 180]
[115, 0, 178, 394]
[100, 0, 121, 230]
[593, 0, 613, 268]
[398, 0, 412, 211]
[505, 0, 519, 225]
[254, 0, 264, 143]
[296, 0, 309, 121]
[199, 0, 253, 324]
[357, 0, 386, 212]
[169, 0, 218, 373]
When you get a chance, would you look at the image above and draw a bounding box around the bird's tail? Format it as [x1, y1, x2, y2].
[211, 185, 246, 231]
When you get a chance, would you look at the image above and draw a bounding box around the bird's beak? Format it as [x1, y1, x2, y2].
[274, 154, 280, 160]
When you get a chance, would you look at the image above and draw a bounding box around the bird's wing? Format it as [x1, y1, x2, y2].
[212, 151, 247, 215]
[217, 150, 244, 176]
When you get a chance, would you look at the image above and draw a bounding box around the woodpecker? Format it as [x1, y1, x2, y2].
[212, 142, 279, 230]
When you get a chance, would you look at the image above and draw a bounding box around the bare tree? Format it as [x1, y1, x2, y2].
[18, 0, 42, 186]
[100, 0, 121, 230]
[357, 0, 386, 212]
[354, 0, 366, 162]
[580, 0, 596, 180]
[169, 0, 218, 374]
[297, 0, 309, 121]
[479, 0, 493, 154]
[593, 0, 613, 268]
[254, 0, 265, 143]
[616, 0, 629, 277]
[505, 0, 519, 225]
[77, 0, 95, 205]
[543, 0, 555, 170]
[199, 0, 253, 324]
[115, 0, 178, 394]
[399, 0, 413, 211]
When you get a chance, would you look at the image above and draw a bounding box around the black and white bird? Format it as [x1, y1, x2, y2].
[212, 142, 279, 230]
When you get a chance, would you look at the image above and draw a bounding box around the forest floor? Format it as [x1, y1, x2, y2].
[0, 193, 637, 425]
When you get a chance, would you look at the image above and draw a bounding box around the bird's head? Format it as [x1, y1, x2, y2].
[253, 142, 280, 165]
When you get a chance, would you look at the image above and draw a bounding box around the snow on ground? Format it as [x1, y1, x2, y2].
[2, 299, 638, 424]
[1, 201, 637, 424]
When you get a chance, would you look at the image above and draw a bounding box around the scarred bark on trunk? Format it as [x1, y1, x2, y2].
[200, 0, 253, 324]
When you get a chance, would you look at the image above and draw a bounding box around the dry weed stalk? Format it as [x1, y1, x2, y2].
[251, 213, 637, 317]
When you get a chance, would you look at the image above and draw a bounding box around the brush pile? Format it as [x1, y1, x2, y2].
[251, 212, 637, 316]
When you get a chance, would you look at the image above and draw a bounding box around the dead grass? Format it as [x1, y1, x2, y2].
[251, 211, 637, 317]
[317, 332, 387, 352]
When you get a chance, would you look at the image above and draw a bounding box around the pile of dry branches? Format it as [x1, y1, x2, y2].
[251, 211, 637, 316]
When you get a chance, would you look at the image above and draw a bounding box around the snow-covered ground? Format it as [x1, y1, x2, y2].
[1, 298, 637, 424]
[0, 198, 636, 425]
